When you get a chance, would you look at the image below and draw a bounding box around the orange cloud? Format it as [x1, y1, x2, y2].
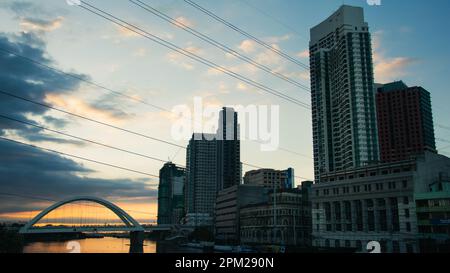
[238, 39, 256, 54]
[372, 31, 417, 83]
[45, 94, 130, 123]
[116, 26, 140, 37]
[20, 17, 63, 32]
[174, 16, 194, 28]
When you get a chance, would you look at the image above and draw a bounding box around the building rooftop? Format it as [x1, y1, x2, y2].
[310, 5, 367, 45]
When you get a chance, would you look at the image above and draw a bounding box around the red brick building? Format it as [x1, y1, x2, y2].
[376, 81, 436, 163]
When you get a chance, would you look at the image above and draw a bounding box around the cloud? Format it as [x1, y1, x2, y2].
[174, 16, 194, 28]
[0, 32, 88, 140]
[20, 17, 63, 32]
[296, 49, 309, 59]
[264, 34, 291, 44]
[236, 82, 248, 91]
[0, 139, 157, 216]
[45, 94, 131, 123]
[238, 39, 256, 54]
[255, 44, 282, 66]
[372, 31, 417, 83]
[0, 1, 50, 18]
[133, 48, 148, 57]
[167, 46, 202, 70]
[116, 26, 140, 37]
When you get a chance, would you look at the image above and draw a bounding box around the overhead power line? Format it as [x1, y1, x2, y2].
[0, 89, 314, 180]
[130, 0, 310, 93]
[0, 89, 185, 149]
[0, 113, 182, 166]
[0, 136, 160, 179]
[78, 1, 310, 109]
[183, 0, 310, 70]
[241, 0, 306, 41]
[0, 48, 312, 160]
[0, 48, 169, 113]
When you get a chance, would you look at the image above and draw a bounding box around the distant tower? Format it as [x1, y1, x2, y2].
[185, 133, 219, 225]
[309, 5, 379, 182]
[376, 81, 436, 162]
[216, 107, 241, 190]
[157, 162, 185, 225]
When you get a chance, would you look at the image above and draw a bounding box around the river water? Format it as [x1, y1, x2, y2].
[22, 237, 196, 253]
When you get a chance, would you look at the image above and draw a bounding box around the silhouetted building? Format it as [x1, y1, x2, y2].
[376, 81, 436, 162]
[244, 168, 295, 190]
[310, 5, 379, 182]
[157, 162, 185, 225]
[239, 182, 313, 247]
[215, 185, 269, 245]
[185, 133, 218, 227]
[311, 151, 450, 253]
[415, 175, 450, 253]
[217, 107, 241, 190]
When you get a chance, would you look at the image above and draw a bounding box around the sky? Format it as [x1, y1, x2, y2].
[0, 0, 449, 223]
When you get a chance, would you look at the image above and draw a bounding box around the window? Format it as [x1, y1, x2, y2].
[402, 180, 408, 188]
[405, 209, 410, 218]
[406, 222, 411, 232]
[392, 241, 400, 253]
[403, 196, 409, 205]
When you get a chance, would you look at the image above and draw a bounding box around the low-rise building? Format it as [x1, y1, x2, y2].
[244, 168, 295, 189]
[415, 176, 450, 252]
[239, 182, 312, 246]
[215, 185, 269, 245]
[311, 152, 450, 253]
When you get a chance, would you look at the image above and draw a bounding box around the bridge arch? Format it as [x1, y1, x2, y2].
[19, 196, 144, 234]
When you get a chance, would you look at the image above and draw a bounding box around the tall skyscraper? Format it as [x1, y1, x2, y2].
[376, 81, 436, 162]
[309, 5, 379, 182]
[157, 162, 186, 225]
[185, 133, 219, 226]
[217, 107, 241, 190]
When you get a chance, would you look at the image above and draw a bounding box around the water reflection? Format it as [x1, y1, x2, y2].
[23, 237, 157, 253]
[23, 237, 204, 253]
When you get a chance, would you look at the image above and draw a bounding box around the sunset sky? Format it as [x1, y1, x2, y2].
[1, 0, 449, 223]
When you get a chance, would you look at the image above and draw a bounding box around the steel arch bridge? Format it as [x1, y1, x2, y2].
[19, 196, 145, 234]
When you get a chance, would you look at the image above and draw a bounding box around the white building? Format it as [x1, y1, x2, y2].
[310, 5, 379, 182]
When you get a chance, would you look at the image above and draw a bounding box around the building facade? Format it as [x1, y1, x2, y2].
[376, 81, 436, 162]
[415, 177, 450, 252]
[157, 162, 185, 225]
[215, 185, 269, 245]
[239, 183, 312, 247]
[185, 133, 218, 227]
[311, 152, 450, 253]
[243, 168, 295, 190]
[310, 5, 379, 182]
[216, 107, 241, 190]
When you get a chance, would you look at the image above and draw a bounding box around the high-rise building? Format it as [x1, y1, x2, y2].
[310, 5, 379, 182]
[217, 107, 241, 190]
[184, 107, 241, 227]
[185, 133, 219, 226]
[243, 168, 295, 190]
[376, 81, 436, 162]
[157, 162, 186, 225]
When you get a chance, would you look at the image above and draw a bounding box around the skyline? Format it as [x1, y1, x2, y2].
[1, 0, 450, 223]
